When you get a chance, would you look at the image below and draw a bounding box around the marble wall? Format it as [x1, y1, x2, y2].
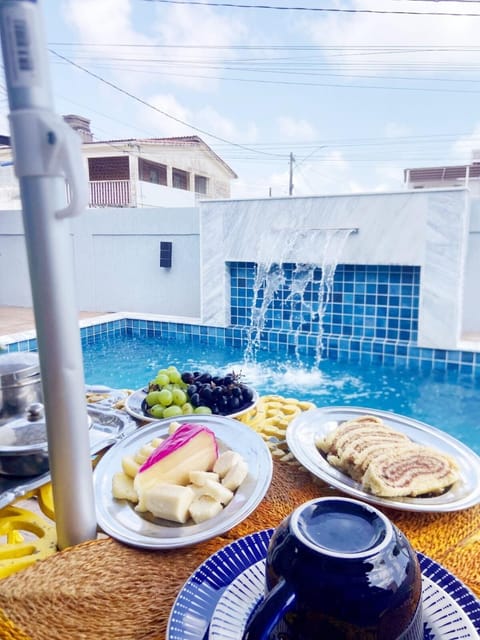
[200, 188, 470, 350]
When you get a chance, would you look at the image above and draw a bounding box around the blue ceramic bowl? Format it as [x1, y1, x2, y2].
[243, 497, 423, 640]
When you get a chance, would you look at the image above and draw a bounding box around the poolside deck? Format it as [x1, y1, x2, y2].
[0, 306, 108, 336]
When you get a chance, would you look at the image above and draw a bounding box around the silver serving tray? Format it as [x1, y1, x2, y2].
[286, 406, 480, 512]
[0, 406, 137, 510]
[92, 415, 273, 549]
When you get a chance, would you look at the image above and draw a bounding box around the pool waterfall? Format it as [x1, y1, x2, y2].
[244, 227, 356, 367]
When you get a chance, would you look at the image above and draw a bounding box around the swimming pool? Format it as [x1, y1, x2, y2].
[82, 333, 480, 455]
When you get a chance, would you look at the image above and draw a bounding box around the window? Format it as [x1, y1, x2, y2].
[172, 168, 189, 190]
[194, 174, 208, 195]
[88, 156, 129, 181]
[139, 158, 167, 185]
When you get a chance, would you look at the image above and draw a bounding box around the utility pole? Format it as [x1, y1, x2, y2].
[289, 152, 294, 196]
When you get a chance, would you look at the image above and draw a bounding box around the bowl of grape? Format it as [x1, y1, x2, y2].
[125, 366, 258, 423]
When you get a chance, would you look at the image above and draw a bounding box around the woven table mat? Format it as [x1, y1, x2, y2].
[0, 460, 479, 640]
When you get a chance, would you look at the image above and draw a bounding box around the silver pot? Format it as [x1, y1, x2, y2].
[0, 352, 43, 423]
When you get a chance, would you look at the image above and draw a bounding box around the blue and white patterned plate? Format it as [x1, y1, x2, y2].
[166, 529, 480, 640]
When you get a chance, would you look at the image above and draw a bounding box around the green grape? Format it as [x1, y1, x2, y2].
[158, 388, 173, 406]
[194, 406, 212, 415]
[163, 405, 183, 418]
[154, 373, 170, 387]
[149, 404, 165, 418]
[169, 371, 182, 384]
[172, 388, 187, 406]
[145, 390, 164, 407]
[182, 402, 194, 415]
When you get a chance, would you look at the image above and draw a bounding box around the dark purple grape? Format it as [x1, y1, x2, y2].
[190, 392, 201, 407]
[231, 386, 242, 398]
[227, 396, 240, 411]
[212, 376, 223, 386]
[200, 386, 213, 403]
[242, 387, 254, 403]
[181, 371, 195, 384]
[211, 404, 220, 415]
[223, 374, 234, 386]
[218, 396, 229, 412]
[187, 384, 198, 397]
[212, 387, 223, 401]
[197, 372, 212, 384]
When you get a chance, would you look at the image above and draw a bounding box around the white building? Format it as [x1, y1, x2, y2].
[404, 151, 480, 196]
[0, 115, 237, 209]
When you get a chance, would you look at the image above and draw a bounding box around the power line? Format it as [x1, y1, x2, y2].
[49, 49, 286, 158]
[51, 59, 480, 94]
[141, 0, 480, 17]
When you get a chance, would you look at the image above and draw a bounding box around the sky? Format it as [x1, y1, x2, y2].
[2, 0, 480, 199]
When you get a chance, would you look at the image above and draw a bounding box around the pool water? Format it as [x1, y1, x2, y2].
[82, 334, 480, 455]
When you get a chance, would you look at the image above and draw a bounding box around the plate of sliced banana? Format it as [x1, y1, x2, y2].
[92, 415, 273, 549]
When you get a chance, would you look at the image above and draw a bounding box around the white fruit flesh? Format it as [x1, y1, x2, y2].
[189, 470, 220, 486]
[142, 483, 195, 523]
[112, 472, 138, 503]
[222, 459, 249, 491]
[189, 495, 223, 524]
[213, 450, 242, 478]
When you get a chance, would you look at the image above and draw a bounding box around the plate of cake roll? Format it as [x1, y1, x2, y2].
[286, 406, 480, 512]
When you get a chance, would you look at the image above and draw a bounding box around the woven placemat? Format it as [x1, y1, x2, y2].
[0, 460, 478, 640]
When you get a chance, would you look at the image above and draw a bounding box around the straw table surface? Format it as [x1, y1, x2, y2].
[0, 397, 478, 640]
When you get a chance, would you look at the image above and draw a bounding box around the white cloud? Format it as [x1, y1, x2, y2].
[141, 95, 259, 148]
[300, 0, 480, 76]
[142, 94, 193, 137]
[276, 116, 317, 140]
[63, 0, 150, 46]
[452, 125, 480, 163]
[152, 5, 247, 90]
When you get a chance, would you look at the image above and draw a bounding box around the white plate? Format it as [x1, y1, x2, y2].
[92, 415, 272, 549]
[125, 388, 258, 423]
[209, 559, 479, 640]
[286, 406, 480, 512]
[167, 529, 480, 640]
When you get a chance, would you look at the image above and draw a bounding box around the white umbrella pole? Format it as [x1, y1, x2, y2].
[0, 0, 97, 548]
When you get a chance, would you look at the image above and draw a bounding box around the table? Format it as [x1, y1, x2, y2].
[0, 397, 478, 640]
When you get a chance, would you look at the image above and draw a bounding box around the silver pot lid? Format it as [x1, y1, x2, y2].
[0, 352, 40, 387]
[0, 403, 47, 453]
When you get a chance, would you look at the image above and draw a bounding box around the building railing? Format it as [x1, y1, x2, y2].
[88, 180, 133, 207]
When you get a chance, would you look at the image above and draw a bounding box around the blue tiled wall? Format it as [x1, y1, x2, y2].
[230, 262, 420, 343]
[4, 261, 480, 375]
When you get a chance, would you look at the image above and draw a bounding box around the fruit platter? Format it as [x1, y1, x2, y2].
[124, 366, 258, 423]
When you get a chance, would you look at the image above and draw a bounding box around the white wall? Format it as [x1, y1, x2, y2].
[0, 207, 201, 318]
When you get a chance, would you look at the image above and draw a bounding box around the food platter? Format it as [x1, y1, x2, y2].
[92, 414, 273, 549]
[167, 529, 480, 640]
[124, 387, 258, 423]
[286, 406, 480, 512]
